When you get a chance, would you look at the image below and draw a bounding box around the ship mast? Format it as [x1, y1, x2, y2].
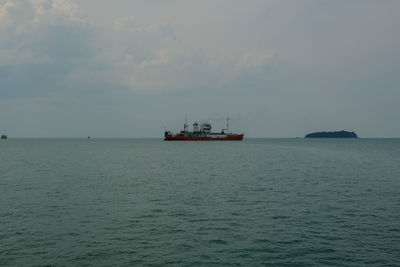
[226, 116, 230, 134]
[184, 113, 188, 133]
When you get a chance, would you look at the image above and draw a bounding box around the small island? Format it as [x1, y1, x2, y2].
[305, 131, 358, 138]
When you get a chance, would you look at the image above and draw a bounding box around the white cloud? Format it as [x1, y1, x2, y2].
[1, 0, 277, 97]
[0, 0, 94, 98]
[102, 14, 277, 93]
[31, 0, 86, 25]
[0, 0, 89, 63]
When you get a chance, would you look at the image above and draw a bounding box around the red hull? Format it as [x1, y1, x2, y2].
[164, 134, 244, 141]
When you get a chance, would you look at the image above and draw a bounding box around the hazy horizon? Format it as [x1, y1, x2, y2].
[1, 0, 399, 138]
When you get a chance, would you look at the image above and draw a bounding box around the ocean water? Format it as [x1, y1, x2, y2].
[0, 138, 399, 266]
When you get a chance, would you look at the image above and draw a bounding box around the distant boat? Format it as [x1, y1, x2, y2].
[164, 116, 244, 141]
[1, 135, 7, 139]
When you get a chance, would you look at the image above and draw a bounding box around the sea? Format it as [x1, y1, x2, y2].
[1, 138, 399, 266]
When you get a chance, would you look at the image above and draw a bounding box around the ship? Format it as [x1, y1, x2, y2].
[164, 116, 244, 141]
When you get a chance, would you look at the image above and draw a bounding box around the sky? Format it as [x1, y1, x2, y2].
[0, 0, 399, 137]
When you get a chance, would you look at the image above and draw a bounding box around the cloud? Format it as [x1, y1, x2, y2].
[113, 16, 175, 35]
[0, 0, 92, 97]
[31, 0, 86, 25]
[1, 1, 276, 99]
[104, 14, 277, 93]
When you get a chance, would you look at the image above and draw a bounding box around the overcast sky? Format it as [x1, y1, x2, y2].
[1, 0, 399, 137]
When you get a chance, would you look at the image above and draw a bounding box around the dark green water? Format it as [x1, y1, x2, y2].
[1, 138, 399, 266]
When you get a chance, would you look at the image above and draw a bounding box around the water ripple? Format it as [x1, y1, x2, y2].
[0, 138, 399, 265]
